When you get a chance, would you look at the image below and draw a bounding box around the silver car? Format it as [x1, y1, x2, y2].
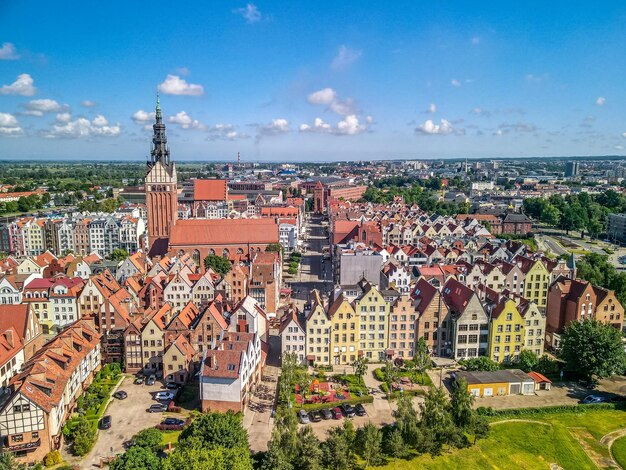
[298, 409, 310, 424]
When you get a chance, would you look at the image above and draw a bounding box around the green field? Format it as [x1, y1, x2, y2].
[612, 435, 626, 469]
[373, 408, 626, 470]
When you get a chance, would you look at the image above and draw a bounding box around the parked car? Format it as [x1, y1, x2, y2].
[309, 410, 322, 422]
[113, 390, 128, 400]
[298, 409, 310, 424]
[148, 403, 167, 413]
[332, 407, 343, 420]
[341, 403, 356, 418]
[155, 391, 175, 401]
[134, 376, 144, 385]
[165, 381, 179, 390]
[146, 375, 156, 386]
[98, 415, 112, 430]
[161, 418, 184, 426]
[582, 395, 606, 404]
[354, 404, 366, 416]
[320, 408, 333, 420]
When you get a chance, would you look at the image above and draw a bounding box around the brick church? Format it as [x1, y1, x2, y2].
[144, 98, 280, 264]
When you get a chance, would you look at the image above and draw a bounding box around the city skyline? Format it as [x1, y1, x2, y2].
[2, 1, 626, 161]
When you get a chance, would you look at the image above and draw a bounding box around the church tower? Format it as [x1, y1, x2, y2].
[146, 95, 177, 256]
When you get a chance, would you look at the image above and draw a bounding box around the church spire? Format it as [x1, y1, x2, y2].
[155, 93, 162, 123]
[150, 94, 170, 167]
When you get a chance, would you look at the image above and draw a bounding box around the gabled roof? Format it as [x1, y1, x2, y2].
[441, 278, 475, 314]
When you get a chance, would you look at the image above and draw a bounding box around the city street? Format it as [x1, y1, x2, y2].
[289, 214, 333, 310]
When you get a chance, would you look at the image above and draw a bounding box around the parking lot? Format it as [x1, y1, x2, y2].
[74, 375, 188, 469]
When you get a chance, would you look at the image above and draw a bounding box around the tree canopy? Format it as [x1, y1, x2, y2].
[204, 254, 232, 276]
[559, 318, 626, 380]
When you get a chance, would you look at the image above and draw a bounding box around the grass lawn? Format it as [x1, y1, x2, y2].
[611, 436, 626, 468]
[373, 408, 626, 470]
[161, 430, 182, 447]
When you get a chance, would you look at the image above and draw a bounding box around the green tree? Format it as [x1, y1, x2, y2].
[351, 356, 368, 386]
[450, 378, 474, 429]
[265, 243, 283, 254]
[392, 394, 419, 447]
[131, 428, 163, 453]
[321, 421, 356, 470]
[293, 425, 323, 470]
[419, 387, 455, 455]
[179, 411, 249, 451]
[110, 446, 161, 470]
[412, 337, 432, 384]
[0, 452, 24, 470]
[383, 358, 399, 398]
[72, 416, 97, 456]
[518, 350, 539, 372]
[541, 204, 561, 227]
[458, 357, 500, 371]
[382, 427, 408, 459]
[560, 319, 626, 381]
[203, 254, 232, 276]
[163, 445, 251, 470]
[108, 248, 129, 262]
[355, 422, 384, 467]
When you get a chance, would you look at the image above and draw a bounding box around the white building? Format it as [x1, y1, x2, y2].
[279, 308, 306, 363]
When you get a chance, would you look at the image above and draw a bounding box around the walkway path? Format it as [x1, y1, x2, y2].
[602, 428, 626, 469]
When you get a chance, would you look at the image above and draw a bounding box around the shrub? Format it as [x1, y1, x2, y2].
[72, 417, 97, 456]
[44, 450, 63, 467]
[288, 267, 298, 275]
[476, 402, 624, 418]
[373, 368, 385, 381]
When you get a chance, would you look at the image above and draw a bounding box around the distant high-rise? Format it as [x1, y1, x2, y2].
[145, 95, 177, 256]
[565, 161, 579, 177]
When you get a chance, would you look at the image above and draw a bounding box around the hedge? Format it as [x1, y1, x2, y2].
[373, 368, 385, 382]
[301, 395, 374, 412]
[379, 382, 426, 400]
[477, 402, 626, 418]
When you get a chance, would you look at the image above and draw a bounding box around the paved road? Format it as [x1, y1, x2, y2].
[69, 376, 186, 469]
[289, 215, 332, 310]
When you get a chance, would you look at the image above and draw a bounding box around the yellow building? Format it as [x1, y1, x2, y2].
[517, 256, 550, 310]
[457, 369, 535, 397]
[328, 293, 360, 366]
[305, 290, 331, 366]
[354, 281, 389, 360]
[488, 297, 525, 364]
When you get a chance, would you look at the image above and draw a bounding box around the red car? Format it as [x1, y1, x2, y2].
[332, 407, 343, 420]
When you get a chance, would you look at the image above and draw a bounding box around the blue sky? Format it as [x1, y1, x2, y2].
[1, 1, 626, 161]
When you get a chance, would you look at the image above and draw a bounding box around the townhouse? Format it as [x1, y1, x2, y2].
[0, 320, 101, 464]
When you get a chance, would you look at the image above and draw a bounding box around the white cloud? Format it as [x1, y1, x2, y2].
[307, 88, 355, 116]
[176, 67, 190, 76]
[0, 112, 22, 136]
[415, 119, 454, 135]
[471, 37, 481, 45]
[43, 115, 121, 139]
[0, 73, 35, 96]
[92, 114, 109, 126]
[470, 107, 491, 117]
[207, 124, 249, 141]
[81, 100, 97, 107]
[337, 115, 366, 135]
[300, 115, 369, 136]
[132, 109, 156, 124]
[331, 45, 362, 70]
[256, 118, 289, 142]
[22, 99, 67, 116]
[307, 88, 336, 105]
[56, 113, 71, 123]
[157, 75, 204, 96]
[234, 3, 262, 23]
[168, 111, 207, 130]
[525, 73, 549, 83]
[622, 132, 626, 138]
[426, 103, 436, 113]
[494, 122, 537, 134]
[616, 145, 624, 151]
[451, 79, 461, 87]
[0, 42, 20, 60]
[596, 96, 606, 106]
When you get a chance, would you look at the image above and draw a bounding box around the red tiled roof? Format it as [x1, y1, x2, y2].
[194, 179, 228, 201]
[169, 219, 279, 246]
[527, 371, 551, 383]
